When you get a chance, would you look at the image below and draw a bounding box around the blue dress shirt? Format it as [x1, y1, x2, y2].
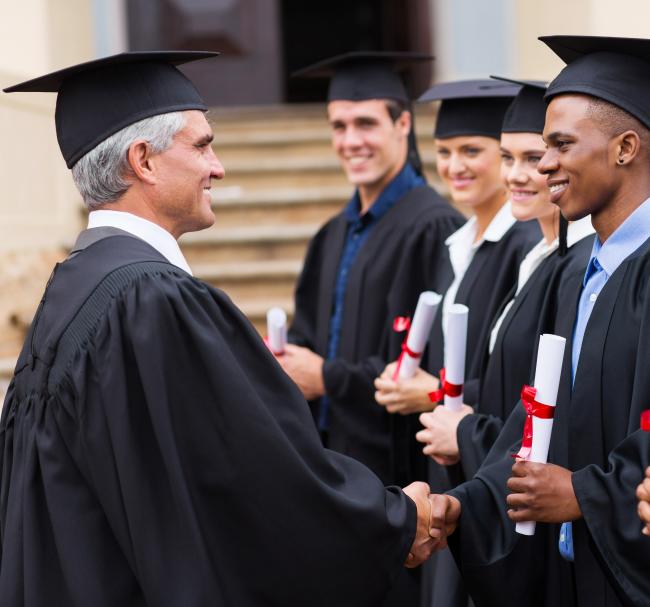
[318, 163, 425, 431]
[560, 197, 650, 561]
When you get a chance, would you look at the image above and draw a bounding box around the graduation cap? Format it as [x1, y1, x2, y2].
[292, 51, 433, 103]
[418, 79, 521, 139]
[3, 51, 219, 168]
[491, 76, 548, 134]
[541, 35, 650, 128]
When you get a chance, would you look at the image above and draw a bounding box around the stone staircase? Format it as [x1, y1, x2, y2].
[0, 103, 440, 398]
[180, 103, 440, 333]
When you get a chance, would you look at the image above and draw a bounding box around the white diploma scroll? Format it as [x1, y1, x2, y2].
[266, 307, 287, 355]
[397, 291, 442, 380]
[443, 304, 469, 411]
[516, 333, 566, 536]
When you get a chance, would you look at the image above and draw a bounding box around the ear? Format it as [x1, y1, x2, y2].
[126, 140, 157, 185]
[614, 130, 641, 166]
[396, 110, 412, 137]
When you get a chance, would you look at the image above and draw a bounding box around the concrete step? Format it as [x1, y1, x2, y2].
[232, 296, 295, 336]
[211, 184, 347, 226]
[220, 150, 438, 175]
[193, 259, 302, 301]
[180, 223, 319, 265]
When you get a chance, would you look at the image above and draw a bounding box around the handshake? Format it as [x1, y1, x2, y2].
[402, 482, 462, 567]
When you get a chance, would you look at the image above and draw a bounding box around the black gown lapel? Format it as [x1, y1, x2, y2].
[315, 216, 349, 352]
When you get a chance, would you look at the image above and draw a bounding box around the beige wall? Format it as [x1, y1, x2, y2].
[0, 0, 94, 253]
[430, 0, 650, 82]
[512, 0, 650, 80]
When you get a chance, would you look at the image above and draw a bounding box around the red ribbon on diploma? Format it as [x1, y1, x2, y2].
[641, 410, 650, 431]
[263, 336, 283, 356]
[512, 385, 555, 460]
[427, 368, 463, 403]
[392, 317, 423, 380]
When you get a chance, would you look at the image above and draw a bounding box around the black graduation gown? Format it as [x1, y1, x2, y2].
[289, 185, 465, 486]
[423, 218, 540, 607]
[455, 235, 594, 481]
[0, 234, 419, 607]
[447, 235, 650, 607]
[426, 219, 542, 393]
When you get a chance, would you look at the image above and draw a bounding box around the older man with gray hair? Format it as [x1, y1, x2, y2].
[0, 52, 440, 606]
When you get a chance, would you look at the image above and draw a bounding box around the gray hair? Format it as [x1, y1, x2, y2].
[71, 111, 186, 210]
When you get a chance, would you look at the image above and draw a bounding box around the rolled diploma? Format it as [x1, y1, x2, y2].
[266, 307, 287, 355]
[444, 304, 468, 411]
[397, 291, 442, 379]
[516, 333, 566, 536]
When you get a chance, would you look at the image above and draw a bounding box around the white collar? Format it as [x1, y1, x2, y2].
[87, 210, 193, 275]
[445, 200, 516, 248]
[483, 200, 516, 242]
[566, 215, 595, 247]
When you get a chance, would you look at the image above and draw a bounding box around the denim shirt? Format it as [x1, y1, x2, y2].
[318, 163, 425, 431]
[560, 196, 650, 561]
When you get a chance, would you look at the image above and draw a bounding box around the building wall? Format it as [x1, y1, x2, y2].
[430, 0, 650, 82]
[0, 0, 96, 252]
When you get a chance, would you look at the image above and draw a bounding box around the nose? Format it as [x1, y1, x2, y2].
[209, 147, 226, 180]
[507, 159, 528, 185]
[341, 126, 363, 149]
[448, 152, 465, 176]
[537, 148, 557, 176]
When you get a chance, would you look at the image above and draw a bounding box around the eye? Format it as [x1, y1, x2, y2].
[464, 147, 481, 157]
[500, 153, 513, 165]
[527, 155, 543, 166]
[357, 118, 377, 129]
[557, 140, 570, 151]
[436, 148, 450, 158]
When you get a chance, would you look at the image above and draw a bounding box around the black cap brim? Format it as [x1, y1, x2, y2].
[3, 51, 219, 93]
[4, 51, 219, 168]
[491, 76, 548, 134]
[541, 35, 650, 129]
[292, 51, 433, 103]
[418, 79, 521, 139]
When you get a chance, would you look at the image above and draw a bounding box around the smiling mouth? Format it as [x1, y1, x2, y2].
[548, 181, 569, 203]
[346, 156, 370, 167]
[451, 178, 474, 188]
[511, 190, 537, 200]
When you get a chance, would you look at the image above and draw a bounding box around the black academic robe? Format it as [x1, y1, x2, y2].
[448, 235, 650, 607]
[426, 219, 542, 392]
[423, 218, 541, 607]
[0, 234, 419, 607]
[455, 235, 594, 481]
[289, 185, 465, 486]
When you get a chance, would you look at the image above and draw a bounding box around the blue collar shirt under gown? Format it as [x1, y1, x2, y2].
[318, 163, 425, 431]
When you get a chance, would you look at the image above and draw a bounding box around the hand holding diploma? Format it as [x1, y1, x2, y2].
[505, 334, 581, 533]
[374, 292, 442, 415]
[374, 365, 440, 415]
[416, 404, 473, 465]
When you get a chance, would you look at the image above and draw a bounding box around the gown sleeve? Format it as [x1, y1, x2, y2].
[572, 429, 650, 607]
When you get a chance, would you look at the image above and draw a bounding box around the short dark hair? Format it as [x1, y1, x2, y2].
[586, 97, 650, 155]
[385, 99, 409, 122]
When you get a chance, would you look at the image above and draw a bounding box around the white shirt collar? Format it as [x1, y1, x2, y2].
[445, 200, 516, 248]
[566, 215, 595, 247]
[87, 210, 193, 275]
[483, 200, 517, 242]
